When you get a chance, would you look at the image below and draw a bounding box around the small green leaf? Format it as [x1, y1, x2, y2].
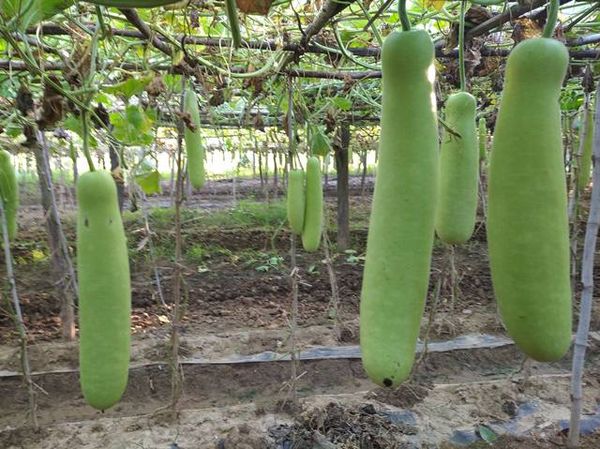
[135, 170, 161, 195]
[477, 425, 498, 444]
[310, 126, 331, 157]
[332, 96, 352, 111]
[172, 50, 185, 66]
[63, 115, 98, 147]
[1, 0, 73, 31]
[104, 74, 154, 101]
[94, 92, 110, 105]
[163, 74, 183, 93]
[5, 124, 22, 138]
[110, 105, 155, 146]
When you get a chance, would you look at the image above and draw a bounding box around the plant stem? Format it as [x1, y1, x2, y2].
[568, 77, 600, 449]
[224, 0, 242, 48]
[322, 208, 341, 339]
[167, 87, 186, 416]
[286, 77, 299, 407]
[357, 1, 383, 46]
[332, 25, 381, 71]
[81, 110, 96, 172]
[543, 0, 559, 38]
[399, 0, 411, 32]
[459, 0, 467, 92]
[0, 198, 38, 429]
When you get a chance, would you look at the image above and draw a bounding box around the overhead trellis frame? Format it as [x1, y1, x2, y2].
[20, 23, 600, 57]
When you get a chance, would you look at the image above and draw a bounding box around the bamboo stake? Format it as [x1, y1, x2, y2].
[286, 77, 299, 407]
[568, 78, 600, 449]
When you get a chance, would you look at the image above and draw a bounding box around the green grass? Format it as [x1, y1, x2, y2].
[140, 199, 287, 231]
[123, 199, 288, 264]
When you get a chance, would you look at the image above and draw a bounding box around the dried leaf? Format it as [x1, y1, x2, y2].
[157, 315, 170, 324]
[136, 236, 150, 251]
[253, 113, 265, 132]
[145, 75, 167, 98]
[236, 0, 273, 15]
[36, 75, 65, 130]
[466, 5, 493, 26]
[512, 18, 542, 44]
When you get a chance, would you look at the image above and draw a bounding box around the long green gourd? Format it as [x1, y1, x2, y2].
[488, 37, 571, 362]
[0, 150, 18, 241]
[183, 88, 205, 189]
[301, 157, 323, 252]
[435, 92, 478, 244]
[478, 117, 487, 163]
[578, 106, 594, 192]
[78, 170, 131, 410]
[287, 169, 305, 235]
[360, 29, 439, 387]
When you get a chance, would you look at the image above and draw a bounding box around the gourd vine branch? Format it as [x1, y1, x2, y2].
[458, 0, 467, 92]
[332, 25, 381, 71]
[81, 110, 96, 172]
[399, 0, 411, 32]
[0, 28, 91, 113]
[356, 1, 383, 46]
[439, 117, 462, 140]
[543, 0, 560, 38]
[84, 0, 180, 7]
[224, 0, 242, 48]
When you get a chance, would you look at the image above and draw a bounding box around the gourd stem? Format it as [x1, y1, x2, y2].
[459, 0, 467, 92]
[543, 0, 559, 38]
[225, 0, 242, 48]
[81, 110, 96, 172]
[399, 0, 411, 32]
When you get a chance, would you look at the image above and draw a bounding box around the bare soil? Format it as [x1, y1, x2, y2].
[2, 181, 600, 448]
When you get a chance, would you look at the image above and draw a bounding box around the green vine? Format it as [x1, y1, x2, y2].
[459, 0, 467, 92]
[543, 0, 560, 38]
[399, 0, 411, 32]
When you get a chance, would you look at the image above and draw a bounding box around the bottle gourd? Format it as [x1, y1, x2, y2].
[183, 88, 205, 189]
[487, 38, 571, 362]
[287, 169, 305, 235]
[435, 92, 479, 244]
[301, 157, 323, 252]
[360, 29, 439, 387]
[0, 150, 18, 241]
[78, 170, 131, 410]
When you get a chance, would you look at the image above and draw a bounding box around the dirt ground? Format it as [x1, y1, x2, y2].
[2, 177, 600, 448]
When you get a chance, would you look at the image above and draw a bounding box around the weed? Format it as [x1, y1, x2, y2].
[185, 244, 206, 265]
[344, 249, 364, 265]
[255, 254, 284, 272]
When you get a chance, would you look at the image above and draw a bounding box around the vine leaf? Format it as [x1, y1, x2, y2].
[135, 170, 161, 195]
[64, 115, 98, 148]
[0, 0, 73, 30]
[236, 0, 273, 15]
[104, 75, 155, 101]
[310, 125, 332, 157]
[332, 96, 352, 112]
[109, 105, 156, 146]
